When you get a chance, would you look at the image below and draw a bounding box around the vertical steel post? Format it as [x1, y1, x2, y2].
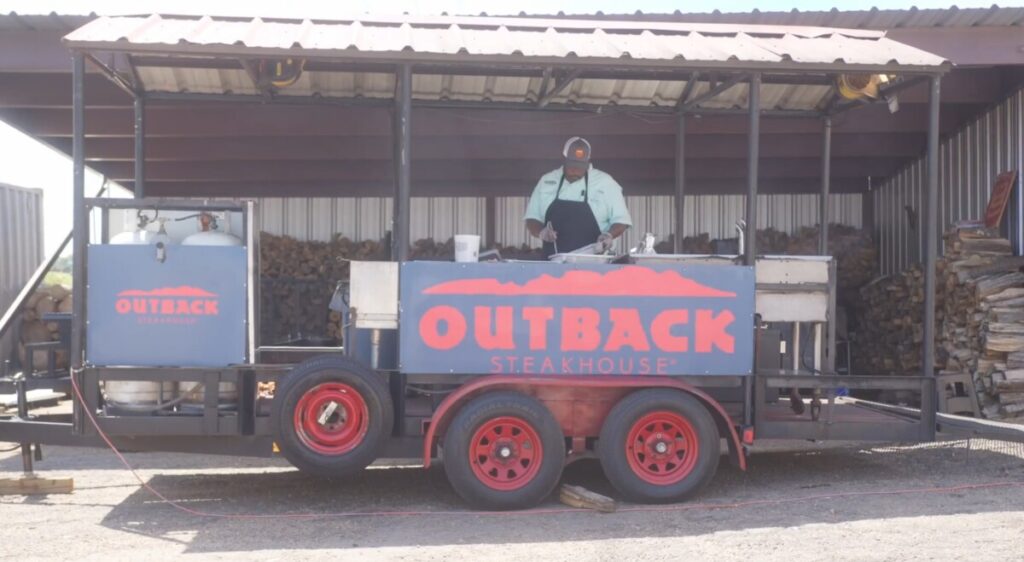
[393, 64, 412, 262]
[744, 73, 761, 429]
[922, 74, 941, 439]
[71, 53, 86, 434]
[819, 116, 832, 254]
[744, 73, 761, 266]
[133, 95, 145, 198]
[674, 113, 686, 253]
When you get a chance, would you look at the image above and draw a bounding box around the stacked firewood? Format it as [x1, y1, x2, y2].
[856, 263, 939, 374]
[259, 234, 548, 343]
[259, 233, 389, 344]
[855, 224, 1024, 419]
[939, 225, 1024, 419]
[16, 285, 72, 371]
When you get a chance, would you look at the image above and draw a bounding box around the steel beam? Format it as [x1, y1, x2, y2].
[674, 113, 686, 252]
[54, 133, 930, 162]
[394, 64, 412, 262]
[6, 103, 983, 138]
[922, 74, 941, 441]
[745, 73, 760, 266]
[536, 69, 582, 108]
[819, 116, 832, 254]
[133, 95, 145, 198]
[679, 73, 747, 112]
[71, 53, 86, 435]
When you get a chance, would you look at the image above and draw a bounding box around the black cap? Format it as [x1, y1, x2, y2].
[562, 136, 591, 173]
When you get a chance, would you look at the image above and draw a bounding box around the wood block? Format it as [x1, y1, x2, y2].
[559, 484, 616, 513]
[0, 476, 74, 495]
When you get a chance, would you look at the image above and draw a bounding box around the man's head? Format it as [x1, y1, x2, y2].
[562, 136, 591, 183]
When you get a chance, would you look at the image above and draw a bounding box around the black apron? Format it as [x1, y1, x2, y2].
[542, 174, 602, 259]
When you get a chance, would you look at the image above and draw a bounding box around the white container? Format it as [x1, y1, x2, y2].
[454, 234, 481, 262]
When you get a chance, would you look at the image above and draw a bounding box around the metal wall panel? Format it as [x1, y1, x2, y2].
[0, 183, 44, 364]
[875, 88, 1024, 275]
[257, 192, 862, 253]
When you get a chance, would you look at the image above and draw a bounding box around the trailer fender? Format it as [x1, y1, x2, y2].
[422, 376, 746, 471]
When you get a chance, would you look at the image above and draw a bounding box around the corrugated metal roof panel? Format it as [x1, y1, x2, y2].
[65, 14, 947, 70]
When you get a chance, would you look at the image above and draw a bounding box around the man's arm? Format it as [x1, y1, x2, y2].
[607, 223, 629, 239]
[526, 219, 544, 237]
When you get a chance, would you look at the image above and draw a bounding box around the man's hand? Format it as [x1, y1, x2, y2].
[538, 221, 558, 243]
[595, 232, 614, 253]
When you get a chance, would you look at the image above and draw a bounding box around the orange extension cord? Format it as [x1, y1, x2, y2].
[69, 373, 1024, 519]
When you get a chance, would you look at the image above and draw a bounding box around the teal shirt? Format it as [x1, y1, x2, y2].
[524, 166, 633, 233]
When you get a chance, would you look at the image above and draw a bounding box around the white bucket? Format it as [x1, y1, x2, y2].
[454, 234, 481, 262]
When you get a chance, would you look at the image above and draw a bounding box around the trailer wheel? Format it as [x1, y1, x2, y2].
[598, 389, 719, 503]
[442, 392, 564, 510]
[273, 355, 393, 478]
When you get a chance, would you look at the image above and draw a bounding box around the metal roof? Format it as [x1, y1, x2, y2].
[64, 14, 947, 72]
[542, 6, 1024, 29]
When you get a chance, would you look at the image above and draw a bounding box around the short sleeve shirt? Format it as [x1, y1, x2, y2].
[523, 166, 633, 233]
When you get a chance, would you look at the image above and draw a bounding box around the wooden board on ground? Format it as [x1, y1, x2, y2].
[559, 484, 617, 513]
[0, 476, 74, 495]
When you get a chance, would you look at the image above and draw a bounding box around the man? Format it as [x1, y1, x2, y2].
[524, 137, 632, 258]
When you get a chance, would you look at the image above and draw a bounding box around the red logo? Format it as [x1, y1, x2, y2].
[423, 266, 735, 298]
[115, 286, 219, 325]
[416, 267, 737, 375]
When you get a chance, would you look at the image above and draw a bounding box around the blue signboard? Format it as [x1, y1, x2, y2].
[399, 261, 754, 376]
[86, 244, 247, 367]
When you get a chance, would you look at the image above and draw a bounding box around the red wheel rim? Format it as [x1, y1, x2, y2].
[469, 416, 544, 491]
[625, 411, 699, 485]
[293, 383, 369, 455]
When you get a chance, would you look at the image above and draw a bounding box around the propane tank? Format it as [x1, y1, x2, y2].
[181, 212, 242, 246]
[110, 211, 175, 245]
[179, 211, 241, 412]
[105, 211, 177, 412]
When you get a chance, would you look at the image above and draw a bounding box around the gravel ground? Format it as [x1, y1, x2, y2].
[2, 437, 1024, 561]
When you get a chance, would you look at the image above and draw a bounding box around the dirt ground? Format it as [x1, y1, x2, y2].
[2, 437, 1024, 561]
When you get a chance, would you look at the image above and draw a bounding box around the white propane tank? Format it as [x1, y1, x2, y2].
[105, 213, 177, 411]
[110, 214, 175, 246]
[180, 212, 241, 411]
[181, 212, 242, 246]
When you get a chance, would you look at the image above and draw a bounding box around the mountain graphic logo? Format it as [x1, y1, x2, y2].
[423, 266, 735, 298]
[117, 286, 218, 298]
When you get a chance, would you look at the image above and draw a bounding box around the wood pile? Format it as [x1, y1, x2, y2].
[259, 234, 547, 343]
[14, 285, 72, 371]
[855, 224, 1024, 419]
[259, 233, 388, 344]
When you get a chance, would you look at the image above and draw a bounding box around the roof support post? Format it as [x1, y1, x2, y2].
[674, 113, 686, 253]
[134, 95, 145, 198]
[393, 63, 412, 262]
[921, 74, 941, 439]
[744, 73, 760, 267]
[743, 72, 760, 431]
[819, 116, 832, 254]
[71, 51, 86, 416]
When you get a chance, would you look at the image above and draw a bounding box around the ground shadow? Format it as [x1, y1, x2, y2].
[79, 438, 1024, 554]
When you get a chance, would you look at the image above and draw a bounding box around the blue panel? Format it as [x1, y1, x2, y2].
[398, 261, 755, 376]
[86, 244, 247, 367]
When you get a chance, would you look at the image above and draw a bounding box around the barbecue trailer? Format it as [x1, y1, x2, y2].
[0, 14, 956, 510]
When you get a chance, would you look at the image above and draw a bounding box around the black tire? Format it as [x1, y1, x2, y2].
[273, 354, 393, 478]
[598, 389, 719, 503]
[442, 391, 565, 510]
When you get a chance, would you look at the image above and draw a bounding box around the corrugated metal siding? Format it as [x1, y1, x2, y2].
[259, 193, 861, 251]
[875, 88, 1024, 275]
[0, 183, 44, 364]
